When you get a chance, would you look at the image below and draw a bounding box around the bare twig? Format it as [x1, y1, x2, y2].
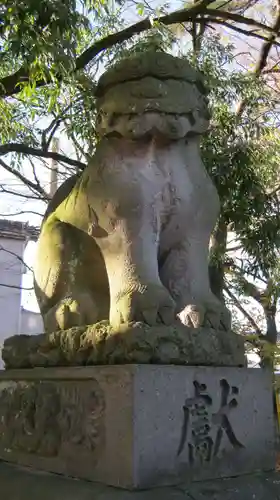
[0, 210, 44, 217]
[207, 18, 280, 47]
[29, 157, 46, 195]
[0, 283, 34, 291]
[0, 184, 46, 201]
[0, 144, 86, 171]
[0, 158, 49, 200]
[226, 244, 243, 252]
[63, 119, 89, 161]
[0, 245, 33, 273]
[224, 283, 263, 336]
[41, 105, 71, 151]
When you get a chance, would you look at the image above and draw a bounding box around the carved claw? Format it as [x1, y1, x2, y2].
[43, 292, 99, 333]
[178, 301, 231, 332]
[110, 284, 176, 328]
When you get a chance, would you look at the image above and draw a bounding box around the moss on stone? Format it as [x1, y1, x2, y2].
[2, 321, 246, 369]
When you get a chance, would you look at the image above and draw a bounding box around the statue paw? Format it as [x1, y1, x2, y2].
[178, 300, 231, 331]
[110, 283, 176, 327]
[44, 292, 99, 332]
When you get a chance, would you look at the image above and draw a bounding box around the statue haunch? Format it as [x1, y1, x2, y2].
[34, 51, 231, 334]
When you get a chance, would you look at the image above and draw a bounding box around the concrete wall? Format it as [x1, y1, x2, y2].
[0, 238, 25, 336]
[0, 237, 26, 368]
[0, 237, 44, 367]
[20, 308, 43, 335]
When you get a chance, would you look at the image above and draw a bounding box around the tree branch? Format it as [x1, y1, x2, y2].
[0, 210, 44, 218]
[29, 157, 42, 191]
[0, 245, 33, 274]
[41, 105, 72, 151]
[0, 0, 278, 97]
[224, 283, 263, 336]
[191, 0, 208, 54]
[0, 158, 50, 200]
[267, 183, 280, 197]
[206, 8, 276, 32]
[226, 244, 243, 252]
[254, 1, 280, 76]
[227, 259, 267, 285]
[207, 18, 280, 47]
[0, 184, 46, 201]
[0, 283, 34, 291]
[226, 261, 265, 302]
[0, 144, 86, 171]
[236, 1, 280, 115]
[63, 118, 89, 162]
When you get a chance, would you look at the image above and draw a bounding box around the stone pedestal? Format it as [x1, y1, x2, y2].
[0, 366, 275, 490]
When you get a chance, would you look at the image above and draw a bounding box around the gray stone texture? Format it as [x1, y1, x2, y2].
[1, 321, 245, 369]
[96, 51, 206, 94]
[33, 50, 235, 362]
[1, 462, 280, 500]
[0, 365, 274, 490]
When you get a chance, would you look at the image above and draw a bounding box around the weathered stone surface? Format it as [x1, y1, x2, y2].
[33, 50, 233, 361]
[96, 51, 206, 95]
[184, 472, 280, 500]
[96, 79, 209, 138]
[0, 461, 190, 500]
[96, 52, 209, 139]
[0, 377, 105, 479]
[2, 321, 245, 369]
[0, 366, 274, 489]
[3, 461, 280, 500]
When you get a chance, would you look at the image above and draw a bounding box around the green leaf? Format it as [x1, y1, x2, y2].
[137, 3, 145, 16]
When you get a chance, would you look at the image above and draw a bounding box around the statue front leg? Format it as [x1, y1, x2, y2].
[158, 136, 231, 332]
[159, 235, 231, 331]
[96, 221, 175, 328]
[55, 140, 175, 329]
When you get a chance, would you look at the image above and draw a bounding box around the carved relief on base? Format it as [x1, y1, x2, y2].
[0, 380, 105, 461]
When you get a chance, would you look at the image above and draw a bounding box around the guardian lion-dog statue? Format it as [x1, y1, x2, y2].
[34, 51, 231, 335]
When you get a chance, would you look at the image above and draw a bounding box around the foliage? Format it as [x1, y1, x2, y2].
[0, 0, 109, 76]
[184, 34, 280, 358]
[192, 36, 280, 265]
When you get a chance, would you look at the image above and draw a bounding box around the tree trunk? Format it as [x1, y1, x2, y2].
[264, 304, 278, 345]
[209, 217, 228, 302]
[260, 303, 278, 369]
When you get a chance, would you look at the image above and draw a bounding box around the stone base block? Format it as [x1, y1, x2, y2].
[1, 321, 245, 369]
[0, 366, 275, 490]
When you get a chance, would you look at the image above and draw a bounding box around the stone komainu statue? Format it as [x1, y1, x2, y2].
[34, 51, 231, 334]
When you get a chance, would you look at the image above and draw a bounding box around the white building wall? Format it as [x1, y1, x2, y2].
[0, 237, 26, 367]
[20, 308, 43, 334]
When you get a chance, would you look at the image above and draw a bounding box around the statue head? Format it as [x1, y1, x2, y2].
[95, 51, 210, 141]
